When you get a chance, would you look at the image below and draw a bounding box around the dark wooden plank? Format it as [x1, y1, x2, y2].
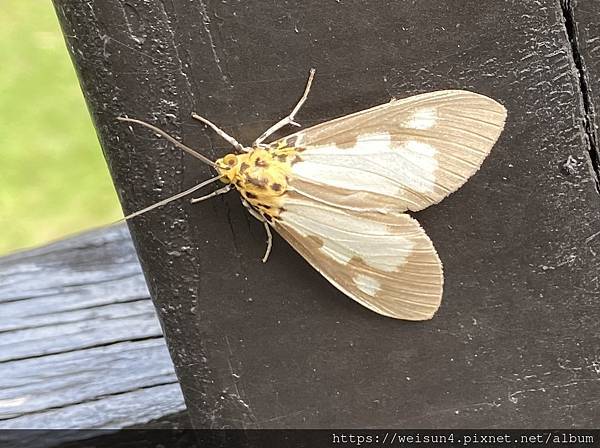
[0, 296, 151, 333]
[0, 300, 162, 362]
[0, 275, 148, 329]
[0, 383, 186, 429]
[53, 0, 600, 429]
[0, 225, 147, 305]
[0, 226, 187, 430]
[0, 339, 178, 418]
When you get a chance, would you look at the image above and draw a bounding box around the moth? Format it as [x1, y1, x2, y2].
[118, 69, 507, 321]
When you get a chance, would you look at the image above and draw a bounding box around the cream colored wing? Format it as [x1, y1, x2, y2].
[272, 195, 443, 320]
[276, 90, 506, 212]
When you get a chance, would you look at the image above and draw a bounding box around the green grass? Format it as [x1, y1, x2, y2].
[0, 0, 121, 255]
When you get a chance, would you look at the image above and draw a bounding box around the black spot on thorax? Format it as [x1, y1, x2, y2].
[247, 176, 268, 188]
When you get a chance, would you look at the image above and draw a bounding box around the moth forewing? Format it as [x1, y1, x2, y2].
[282, 90, 507, 213]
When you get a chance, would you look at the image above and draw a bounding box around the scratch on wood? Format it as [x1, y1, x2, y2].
[585, 230, 600, 243]
[157, 0, 193, 99]
[224, 335, 257, 426]
[105, 35, 173, 65]
[197, 0, 228, 83]
[224, 335, 242, 397]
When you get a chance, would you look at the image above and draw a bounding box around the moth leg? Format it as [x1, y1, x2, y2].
[190, 184, 232, 204]
[241, 198, 274, 263]
[191, 113, 247, 153]
[262, 221, 273, 263]
[253, 68, 316, 146]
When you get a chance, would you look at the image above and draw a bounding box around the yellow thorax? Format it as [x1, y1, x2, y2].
[215, 146, 297, 216]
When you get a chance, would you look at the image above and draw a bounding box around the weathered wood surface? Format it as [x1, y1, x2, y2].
[0, 225, 186, 430]
[53, 0, 600, 429]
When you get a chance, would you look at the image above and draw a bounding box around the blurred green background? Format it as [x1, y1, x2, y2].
[0, 1, 121, 255]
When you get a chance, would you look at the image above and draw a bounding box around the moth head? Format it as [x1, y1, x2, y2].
[215, 153, 242, 183]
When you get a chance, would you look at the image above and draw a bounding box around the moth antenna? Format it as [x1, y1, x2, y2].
[117, 175, 225, 222]
[117, 116, 218, 168]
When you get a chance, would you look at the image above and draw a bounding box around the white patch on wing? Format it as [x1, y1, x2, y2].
[404, 108, 437, 130]
[395, 141, 438, 194]
[281, 199, 415, 272]
[292, 133, 439, 198]
[353, 274, 380, 296]
[292, 133, 394, 196]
